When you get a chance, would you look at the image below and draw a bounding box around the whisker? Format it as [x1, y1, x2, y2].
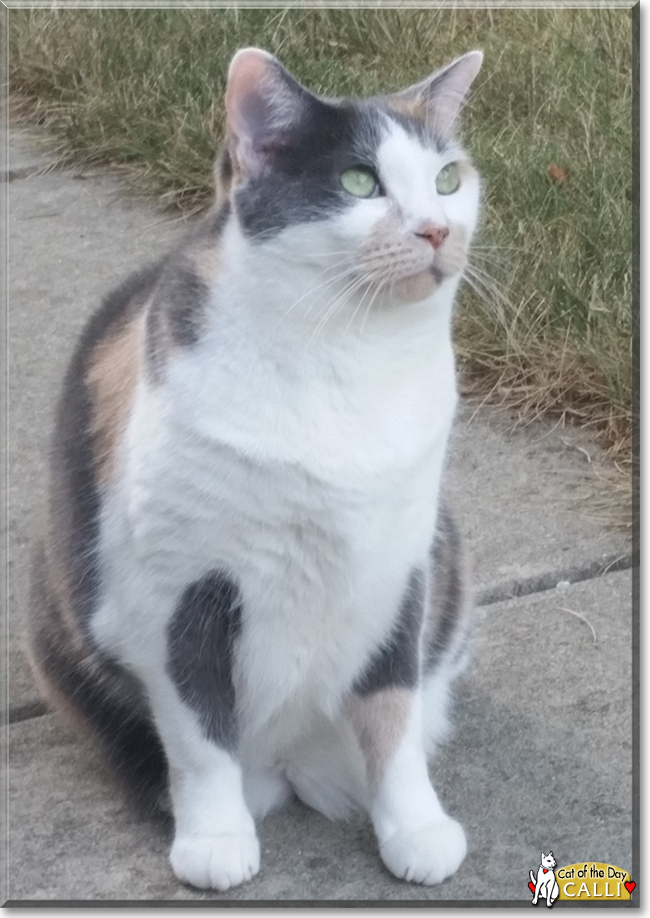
[358, 272, 392, 338]
[307, 273, 375, 346]
[275, 264, 362, 328]
[344, 274, 378, 335]
[463, 265, 511, 308]
[461, 272, 506, 320]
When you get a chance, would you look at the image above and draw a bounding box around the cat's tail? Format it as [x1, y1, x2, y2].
[26, 540, 169, 816]
[529, 870, 536, 885]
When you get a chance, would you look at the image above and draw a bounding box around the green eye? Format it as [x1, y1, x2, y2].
[436, 163, 461, 195]
[340, 167, 379, 198]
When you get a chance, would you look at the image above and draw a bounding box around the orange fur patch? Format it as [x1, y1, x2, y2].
[347, 687, 412, 785]
[25, 638, 81, 727]
[86, 312, 144, 489]
[385, 96, 426, 122]
[190, 245, 223, 288]
[214, 145, 239, 203]
[41, 534, 83, 647]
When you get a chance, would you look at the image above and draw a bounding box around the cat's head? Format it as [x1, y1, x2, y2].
[541, 852, 557, 869]
[220, 48, 482, 306]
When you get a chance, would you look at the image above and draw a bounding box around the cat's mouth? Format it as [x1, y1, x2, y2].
[387, 266, 442, 303]
[353, 224, 468, 304]
[428, 234, 468, 281]
[429, 264, 447, 285]
[357, 260, 453, 305]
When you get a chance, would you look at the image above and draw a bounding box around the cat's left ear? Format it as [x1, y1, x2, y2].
[392, 50, 483, 137]
[225, 48, 315, 177]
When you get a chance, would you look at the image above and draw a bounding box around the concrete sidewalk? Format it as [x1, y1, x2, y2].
[5, 127, 636, 903]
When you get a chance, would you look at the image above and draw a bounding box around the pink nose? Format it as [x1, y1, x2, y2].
[417, 224, 449, 250]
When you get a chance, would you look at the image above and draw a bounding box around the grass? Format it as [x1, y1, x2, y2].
[8, 7, 634, 523]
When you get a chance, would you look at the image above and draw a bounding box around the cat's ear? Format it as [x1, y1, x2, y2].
[393, 50, 483, 137]
[226, 48, 313, 177]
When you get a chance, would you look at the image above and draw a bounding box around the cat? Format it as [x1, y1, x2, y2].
[530, 852, 560, 906]
[27, 47, 483, 891]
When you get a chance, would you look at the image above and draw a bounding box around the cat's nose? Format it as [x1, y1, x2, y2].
[416, 224, 449, 250]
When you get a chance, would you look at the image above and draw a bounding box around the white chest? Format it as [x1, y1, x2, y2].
[96, 286, 458, 733]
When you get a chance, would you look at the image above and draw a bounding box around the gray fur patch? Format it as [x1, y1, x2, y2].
[146, 258, 208, 380]
[50, 262, 162, 628]
[145, 205, 230, 381]
[166, 571, 243, 748]
[425, 505, 470, 670]
[162, 261, 209, 348]
[235, 101, 385, 240]
[353, 569, 425, 696]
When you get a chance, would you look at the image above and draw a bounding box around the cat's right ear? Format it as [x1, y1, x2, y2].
[392, 50, 483, 137]
[226, 48, 311, 178]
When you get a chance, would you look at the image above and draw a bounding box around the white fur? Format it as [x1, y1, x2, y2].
[375, 125, 479, 241]
[371, 694, 467, 884]
[90, 117, 480, 889]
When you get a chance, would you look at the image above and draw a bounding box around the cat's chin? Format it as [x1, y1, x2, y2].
[391, 268, 446, 304]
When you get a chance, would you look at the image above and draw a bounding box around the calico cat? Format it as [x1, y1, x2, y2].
[27, 47, 482, 891]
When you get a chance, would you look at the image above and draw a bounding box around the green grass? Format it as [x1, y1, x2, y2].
[9, 7, 634, 482]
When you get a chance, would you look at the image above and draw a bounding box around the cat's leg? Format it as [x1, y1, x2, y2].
[347, 688, 466, 885]
[97, 570, 259, 890]
[346, 571, 466, 886]
[156, 702, 260, 891]
[163, 570, 260, 890]
[550, 878, 559, 905]
[545, 879, 556, 907]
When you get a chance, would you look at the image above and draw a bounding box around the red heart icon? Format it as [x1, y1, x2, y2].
[528, 881, 536, 894]
[625, 881, 635, 894]
[543, 868, 548, 873]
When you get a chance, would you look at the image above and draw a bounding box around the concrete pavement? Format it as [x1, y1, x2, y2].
[5, 126, 636, 904]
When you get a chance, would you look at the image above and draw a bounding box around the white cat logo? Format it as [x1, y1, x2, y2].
[529, 851, 560, 907]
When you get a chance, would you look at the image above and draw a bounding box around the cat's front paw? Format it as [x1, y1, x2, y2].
[379, 817, 466, 885]
[170, 831, 261, 890]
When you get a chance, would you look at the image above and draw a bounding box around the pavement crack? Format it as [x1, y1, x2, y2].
[476, 551, 634, 607]
[1, 166, 43, 182]
[7, 553, 633, 724]
[4, 701, 49, 726]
